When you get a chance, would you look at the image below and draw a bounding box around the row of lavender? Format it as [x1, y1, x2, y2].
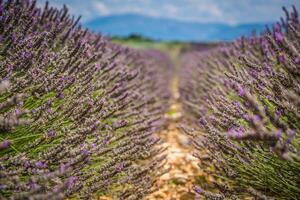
[179, 6, 300, 199]
[0, 1, 172, 199]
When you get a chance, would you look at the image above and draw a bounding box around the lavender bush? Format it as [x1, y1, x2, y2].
[179, 6, 300, 199]
[0, 0, 172, 199]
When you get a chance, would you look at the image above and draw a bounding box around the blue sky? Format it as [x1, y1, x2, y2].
[37, 0, 300, 25]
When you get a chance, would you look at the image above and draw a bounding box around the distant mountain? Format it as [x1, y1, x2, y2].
[85, 14, 272, 42]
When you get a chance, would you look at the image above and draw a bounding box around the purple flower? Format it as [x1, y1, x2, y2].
[21, 51, 32, 59]
[264, 105, 269, 112]
[95, 63, 102, 69]
[275, 129, 282, 140]
[199, 118, 207, 126]
[274, 31, 283, 42]
[60, 164, 67, 173]
[35, 161, 43, 168]
[294, 57, 300, 64]
[11, 33, 17, 43]
[243, 114, 250, 120]
[284, 129, 296, 144]
[254, 115, 260, 121]
[67, 176, 76, 189]
[36, 161, 46, 168]
[286, 137, 292, 144]
[233, 101, 241, 108]
[57, 92, 64, 99]
[28, 181, 38, 190]
[53, 186, 60, 193]
[199, 107, 207, 115]
[193, 185, 202, 194]
[15, 108, 21, 115]
[47, 100, 52, 106]
[227, 126, 245, 139]
[275, 108, 282, 117]
[116, 162, 124, 172]
[47, 130, 56, 137]
[24, 161, 31, 168]
[237, 85, 245, 96]
[264, 64, 273, 74]
[81, 149, 89, 156]
[0, 184, 6, 190]
[250, 70, 258, 79]
[103, 139, 109, 145]
[278, 55, 285, 63]
[7, 64, 13, 73]
[0, 140, 10, 149]
[274, 24, 281, 32]
[18, 101, 24, 106]
[91, 121, 99, 130]
[287, 129, 296, 137]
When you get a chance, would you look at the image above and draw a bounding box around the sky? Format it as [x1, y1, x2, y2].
[37, 0, 300, 25]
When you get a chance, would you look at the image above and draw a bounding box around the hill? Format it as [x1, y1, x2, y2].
[85, 13, 271, 42]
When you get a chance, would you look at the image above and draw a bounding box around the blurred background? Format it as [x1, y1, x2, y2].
[37, 0, 300, 42]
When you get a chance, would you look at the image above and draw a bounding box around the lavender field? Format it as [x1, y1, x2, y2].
[0, 1, 299, 200]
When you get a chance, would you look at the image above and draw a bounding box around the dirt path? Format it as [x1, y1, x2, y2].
[145, 53, 204, 199]
[98, 47, 206, 200]
[146, 103, 202, 200]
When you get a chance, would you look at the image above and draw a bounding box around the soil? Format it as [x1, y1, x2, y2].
[145, 103, 202, 200]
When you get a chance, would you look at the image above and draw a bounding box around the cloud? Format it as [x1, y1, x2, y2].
[37, 0, 300, 24]
[162, 4, 178, 17]
[93, 1, 110, 15]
